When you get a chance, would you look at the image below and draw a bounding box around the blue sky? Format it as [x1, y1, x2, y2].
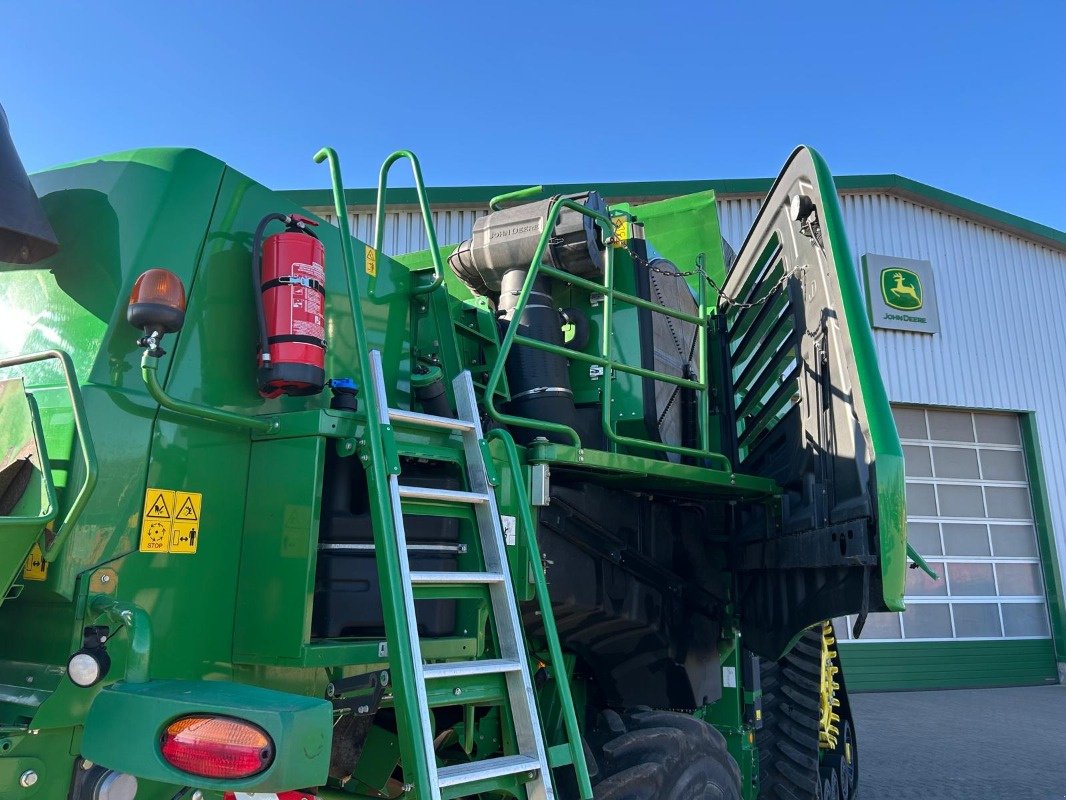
[4, 1, 1064, 229]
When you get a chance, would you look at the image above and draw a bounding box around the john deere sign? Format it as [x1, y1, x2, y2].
[863, 253, 939, 334]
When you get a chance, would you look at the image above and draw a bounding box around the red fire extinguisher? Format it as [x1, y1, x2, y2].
[252, 213, 326, 398]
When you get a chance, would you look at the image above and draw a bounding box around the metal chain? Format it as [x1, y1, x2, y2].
[604, 234, 806, 311]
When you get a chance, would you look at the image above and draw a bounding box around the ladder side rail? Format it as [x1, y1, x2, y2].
[370, 350, 443, 800]
[453, 371, 553, 800]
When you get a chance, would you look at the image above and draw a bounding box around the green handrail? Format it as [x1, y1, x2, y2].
[597, 222, 717, 463]
[482, 200, 605, 447]
[486, 428, 593, 799]
[0, 349, 99, 562]
[481, 200, 730, 469]
[373, 150, 445, 296]
[315, 146, 436, 799]
[141, 352, 277, 434]
[489, 185, 544, 211]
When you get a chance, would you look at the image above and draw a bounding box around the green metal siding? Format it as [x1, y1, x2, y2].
[839, 639, 1059, 692]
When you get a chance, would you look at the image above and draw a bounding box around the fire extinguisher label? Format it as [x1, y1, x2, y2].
[290, 261, 326, 343]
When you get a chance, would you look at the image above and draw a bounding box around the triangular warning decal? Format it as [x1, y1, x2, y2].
[176, 496, 198, 521]
[146, 493, 171, 519]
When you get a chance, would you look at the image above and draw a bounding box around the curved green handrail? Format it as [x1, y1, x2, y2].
[481, 200, 730, 469]
[481, 199, 611, 447]
[141, 352, 276, 434]
[489, 184, 544, 211]
[374, 150, 445, 295]
[0, 349, 99, 562]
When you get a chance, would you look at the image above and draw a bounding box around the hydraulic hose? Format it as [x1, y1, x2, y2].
[251, 213, 289, 367]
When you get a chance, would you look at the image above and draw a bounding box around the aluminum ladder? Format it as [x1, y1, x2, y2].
[367, 349, 555, 800]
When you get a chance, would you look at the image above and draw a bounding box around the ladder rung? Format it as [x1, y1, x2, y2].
[410, 570, 504, 585]
[388, 407, 475, 432]
[399, 485, 488, 504]
[437, 754, 541, 787]
[423, 658, 521, 680]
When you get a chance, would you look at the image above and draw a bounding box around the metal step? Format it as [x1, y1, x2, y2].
[388, 407, 476, 432]
[319, 542, 466, 554]
[398, 485, 489, 505]
[437, 754, 541, 788]
[422, 658, 522, 680]
[409, 570, 504, 585]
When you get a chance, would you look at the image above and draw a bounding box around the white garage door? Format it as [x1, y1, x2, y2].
[838, 406, 1052, 642]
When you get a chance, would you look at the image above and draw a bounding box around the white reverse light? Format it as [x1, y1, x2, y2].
[67, 651, 106, 687]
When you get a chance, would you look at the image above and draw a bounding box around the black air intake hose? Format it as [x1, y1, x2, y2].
[497, 269, 577, 445]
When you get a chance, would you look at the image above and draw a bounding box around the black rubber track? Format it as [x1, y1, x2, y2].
[757, 627, 824, 800]
[575, 708, 742, 800]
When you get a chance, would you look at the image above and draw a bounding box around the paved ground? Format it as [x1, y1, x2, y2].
[850, 685, 1066, 800]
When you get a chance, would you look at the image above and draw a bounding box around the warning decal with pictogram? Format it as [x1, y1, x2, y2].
[139, 488, 203, 554]
[23, 542, 48, 581]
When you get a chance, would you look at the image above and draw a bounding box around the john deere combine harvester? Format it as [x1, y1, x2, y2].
[0, 103, 907, 800]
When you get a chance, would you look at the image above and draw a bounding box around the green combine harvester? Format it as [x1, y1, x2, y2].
[0, 102, 908, 800]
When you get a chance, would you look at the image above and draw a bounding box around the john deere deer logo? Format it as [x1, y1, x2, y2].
[880, 268, 923, 311]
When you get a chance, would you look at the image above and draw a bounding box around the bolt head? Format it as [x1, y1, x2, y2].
[19, 770, 38, 788]
[453, 687, 462, 695]
[192, 791, 205, 800]
[100, 574, 111, 583]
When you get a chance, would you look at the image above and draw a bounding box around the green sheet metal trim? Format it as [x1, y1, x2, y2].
[282, 175, 1066, 253]
[838, 639, 1058, 692]
[1019, 413, 1066, 664]
[526, 442, 776, 498]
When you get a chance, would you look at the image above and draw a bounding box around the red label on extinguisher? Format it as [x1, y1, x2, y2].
[223, 792, 319, 800]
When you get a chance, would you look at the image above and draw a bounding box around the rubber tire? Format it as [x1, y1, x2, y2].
[757, 628, 824, 800]
[581, 708, 742, 800]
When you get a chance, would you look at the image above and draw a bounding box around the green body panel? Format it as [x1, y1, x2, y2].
[838, 639, 1059, 691]
[809, 151, 907, 610]
[83, 680, 331, 790]
[0, 143, 906, 799]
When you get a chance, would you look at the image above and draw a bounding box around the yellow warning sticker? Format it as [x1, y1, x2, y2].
[170, 521, 199, 554]
[611, 216, 629, 248]
[22, 542, 48, 581]
[139, 488, 202, 554]
[145, 489, 174, 520]
[175, 492, 201, 522]
[365, 245, 377, 277]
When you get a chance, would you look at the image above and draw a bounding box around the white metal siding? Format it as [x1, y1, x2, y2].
[312, 207, 487, 256]
[313, 191, 1066, 604]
